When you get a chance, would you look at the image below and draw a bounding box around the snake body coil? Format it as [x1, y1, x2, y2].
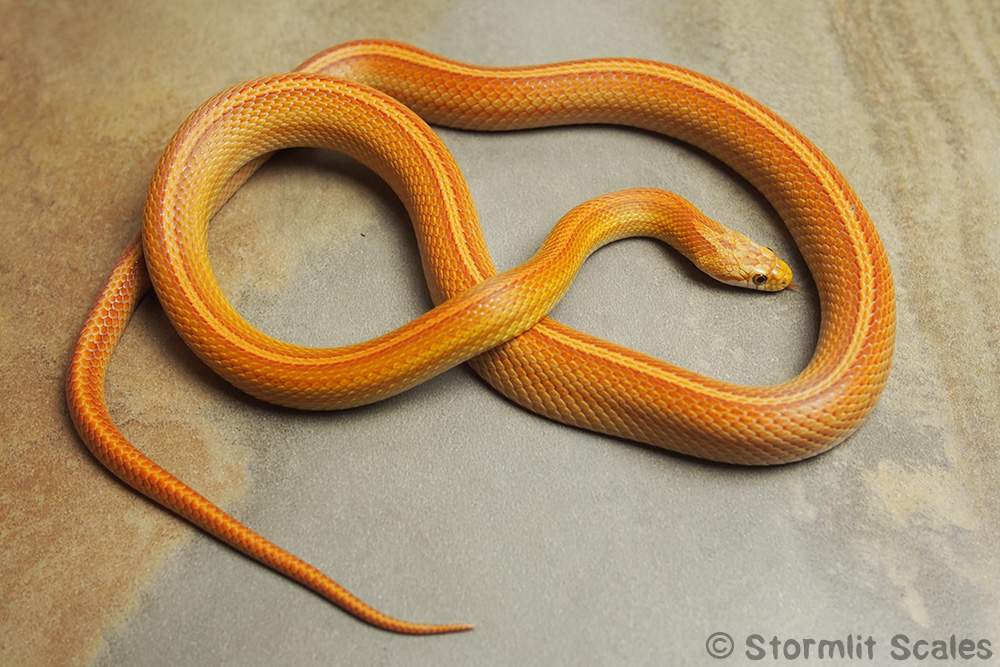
[67, 41, 895, 634]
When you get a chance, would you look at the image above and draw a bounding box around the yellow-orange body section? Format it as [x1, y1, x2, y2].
[67, 41, 895, 634]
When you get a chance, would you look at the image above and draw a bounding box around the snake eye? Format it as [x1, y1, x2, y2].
[753, 273, 768, 286]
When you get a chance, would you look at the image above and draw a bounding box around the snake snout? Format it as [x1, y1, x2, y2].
[760, 259, 793, 292]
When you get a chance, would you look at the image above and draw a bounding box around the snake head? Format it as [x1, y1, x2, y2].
[698, 228, 794, 292]
[672, 197, 794, 293]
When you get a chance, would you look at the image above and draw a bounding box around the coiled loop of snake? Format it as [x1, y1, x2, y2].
[67, 41, 894, 634]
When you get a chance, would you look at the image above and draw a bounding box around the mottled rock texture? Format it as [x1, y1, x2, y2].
[1, 1, 997, 664]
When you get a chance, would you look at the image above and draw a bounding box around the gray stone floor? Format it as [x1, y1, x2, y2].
[2, 1, 998, 665]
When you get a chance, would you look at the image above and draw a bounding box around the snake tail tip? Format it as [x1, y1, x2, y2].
[388, 620, 474, 635]
[435, 623, 475, 635]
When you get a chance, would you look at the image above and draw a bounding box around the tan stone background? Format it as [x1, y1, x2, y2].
[2, 1, 998, 665]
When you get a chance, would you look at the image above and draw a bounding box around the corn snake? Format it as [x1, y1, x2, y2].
[67, 41, 895, 634]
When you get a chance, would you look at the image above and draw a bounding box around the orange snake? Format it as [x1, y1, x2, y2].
[66, 41, 895, 634]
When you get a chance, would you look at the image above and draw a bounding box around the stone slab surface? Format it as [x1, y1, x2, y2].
[2, 1, 998, 665]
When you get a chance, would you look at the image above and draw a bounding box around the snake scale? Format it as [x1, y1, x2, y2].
[67, 41, 895, 634]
